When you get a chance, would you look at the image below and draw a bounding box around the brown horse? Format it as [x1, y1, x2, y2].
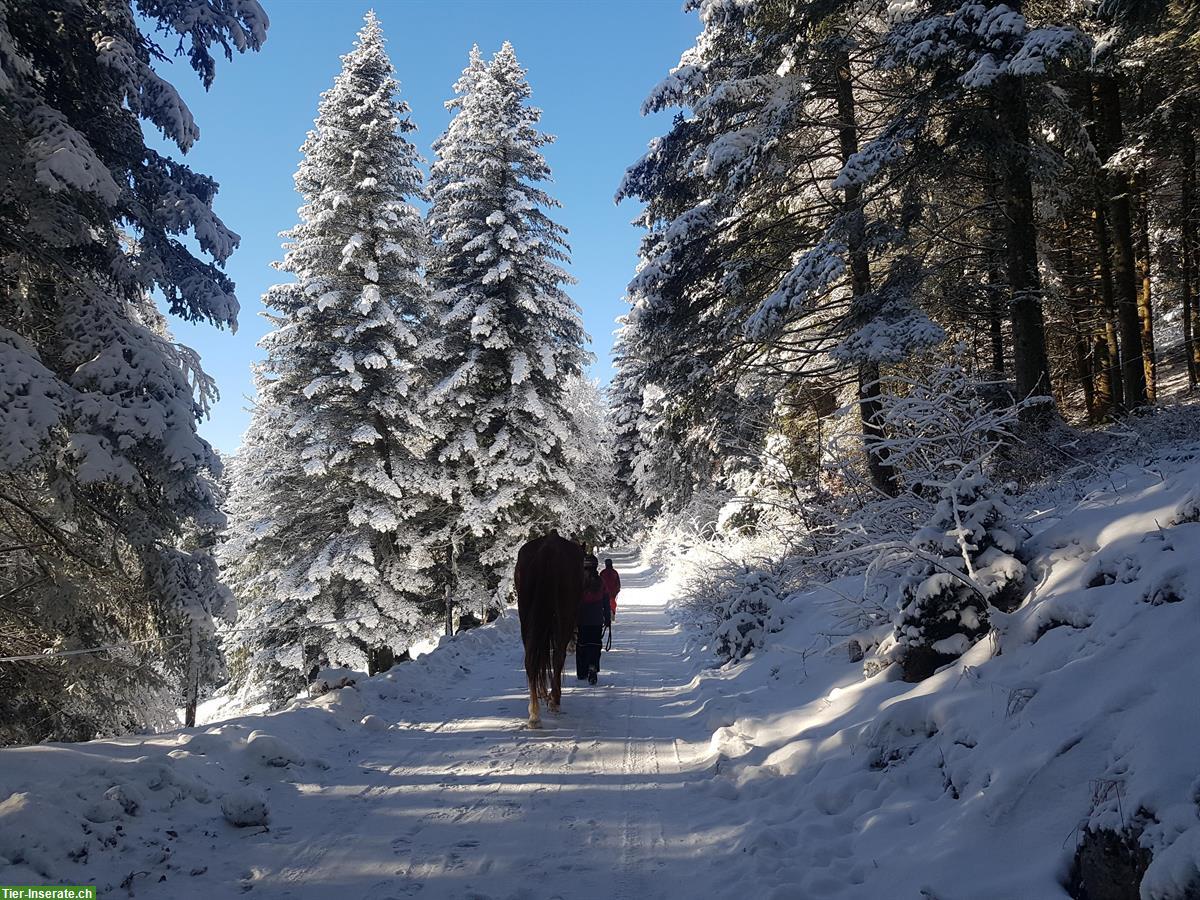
[514, 533, 583, 727]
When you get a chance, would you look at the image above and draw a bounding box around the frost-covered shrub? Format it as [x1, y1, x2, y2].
[851, 359, 1029, 681]
[221, 787, 269, 827]
[893, 464, 1025, 681]
[641, 489, 731, 576]
[668, 530, 802, 663]
[714, 569, 787, 662]
[1171, 489, 1200, 526]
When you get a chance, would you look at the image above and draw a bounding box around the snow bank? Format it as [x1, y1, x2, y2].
[671, 443, 1200, 898]
[0, 610, 521, 893]
[220, 787, 268, 827]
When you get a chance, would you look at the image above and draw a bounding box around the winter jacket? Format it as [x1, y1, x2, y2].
[578, 584, 611, 632]
[600, 568, 621, 616]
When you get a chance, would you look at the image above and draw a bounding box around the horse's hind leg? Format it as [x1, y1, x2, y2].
[549, 645, 566, 713]
[527, 677, 541, 728]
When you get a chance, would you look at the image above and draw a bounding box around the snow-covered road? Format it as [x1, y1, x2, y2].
[37, 549, 718, 900]
[252, 554, 700, 897]
[13, 454, 1200, 898]
[249, 550, 718, 899]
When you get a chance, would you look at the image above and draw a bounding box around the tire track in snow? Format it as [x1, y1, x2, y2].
[269, 705, 463, 893]
[612, 597, 673, 900]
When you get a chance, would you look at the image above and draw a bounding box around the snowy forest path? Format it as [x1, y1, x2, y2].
[245, 550, 719, 900]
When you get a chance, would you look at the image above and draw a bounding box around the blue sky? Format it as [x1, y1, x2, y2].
[159, 0, 698, 454]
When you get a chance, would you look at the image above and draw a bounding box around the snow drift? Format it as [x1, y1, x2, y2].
[0, 615, 520, 894]
[677, 441, 1200, 898]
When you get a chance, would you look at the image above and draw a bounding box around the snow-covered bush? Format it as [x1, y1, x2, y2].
[220, 787, 269, 827]
[640, 487, 731, 576]
[872, 359, 1028, 680]
[892, 463, 1025, 680]
[713, 569, 788, 662]
[665, 522, 810, 663]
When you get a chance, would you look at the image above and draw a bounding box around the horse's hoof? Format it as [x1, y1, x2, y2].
[527, 718, 542, 729]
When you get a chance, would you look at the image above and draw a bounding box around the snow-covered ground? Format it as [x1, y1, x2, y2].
[665, 432, 1200, 899]
[5, 441, 1200, 899]
[1, 550, 731, 898]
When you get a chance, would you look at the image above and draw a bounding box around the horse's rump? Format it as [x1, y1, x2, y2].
[515, 534, 582, 701]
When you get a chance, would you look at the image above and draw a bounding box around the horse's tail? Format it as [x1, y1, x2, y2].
[524, 541, 562, 701]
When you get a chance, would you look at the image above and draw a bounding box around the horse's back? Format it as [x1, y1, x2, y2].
[515, 534, 584, 616]
[514, 534, 547, 607]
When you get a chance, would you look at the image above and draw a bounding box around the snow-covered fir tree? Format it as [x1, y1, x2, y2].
[427, 42, 589, 607]
[554, 376, 620, 546]
[221, 13, 438, 708]
[609, 293, 684, 522]
[609, 309, 651, 518]
[877, 362, 1027, 681]
[0, 0, 265, 744]
[892, 465, 1024, 681]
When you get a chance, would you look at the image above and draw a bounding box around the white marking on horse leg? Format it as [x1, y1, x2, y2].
[528, 683, 541, 728]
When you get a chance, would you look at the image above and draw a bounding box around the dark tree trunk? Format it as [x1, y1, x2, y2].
[835, 47, 898, 496]
[984, 178, 1006, 374]
[184, 635, 198, 728]
[367, 646, 396, 675]
[1093, 75, 1148, 408]
[1064, 242, 1097, 422]
[1135, 190, 1157, 402]
[994, 73, 1053, 416]
[1184, 132, 1199, 389]
[1091, 202, 1122, 414]
[444, 537, 459, 637]
[989, 288, 1005, 375]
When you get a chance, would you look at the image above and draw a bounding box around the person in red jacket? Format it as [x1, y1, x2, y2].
[600, 558, 621, 619]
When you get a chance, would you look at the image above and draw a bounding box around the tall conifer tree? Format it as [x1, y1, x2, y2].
[427, 43, 588, 606]
[0, 0, 265, 743]
[222, 13, 436, 706]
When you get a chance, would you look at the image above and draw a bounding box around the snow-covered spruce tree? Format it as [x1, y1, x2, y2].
[427, 42, 589, 608]
[609, 308, 653, 520]
[620, 0, 943, 504]
[554, 376, 620, 547]
[878, 362, 1026, 682]
[0, 0, 265, 744]
[892, 465, 1024, 682]
[221, 13, 438, 708]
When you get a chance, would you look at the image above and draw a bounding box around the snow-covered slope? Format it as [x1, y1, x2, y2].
[0, 561, 730, 899]
[677, 441, 1200, 899]
[4, 453, 1200, 899]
